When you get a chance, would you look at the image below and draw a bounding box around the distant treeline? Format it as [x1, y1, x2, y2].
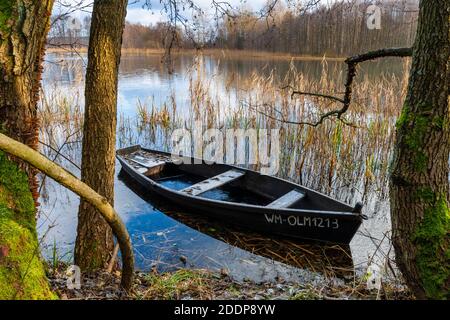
[210, 0, 418, 56]
[122, 22, 171, 49]
[49, 0, 419, 57]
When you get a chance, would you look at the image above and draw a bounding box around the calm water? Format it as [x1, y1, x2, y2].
[38, 52, 397, 283]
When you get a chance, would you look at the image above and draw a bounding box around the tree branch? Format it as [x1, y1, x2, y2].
[345, 47, 413, 64]
[280, 47, 413, 127]
[282, 85, 345, 103]
[0, 133, 134, 291]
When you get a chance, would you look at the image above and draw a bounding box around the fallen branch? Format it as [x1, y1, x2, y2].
[279, 47, 413, 126]
[0, 133, 134, 291]
[107, 243, 120, 273]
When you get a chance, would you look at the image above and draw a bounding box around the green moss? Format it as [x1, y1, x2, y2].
[413, 191, 450, 299]
[0, 218, 57, 299]
[0, 152, 35, 232]
[415, 187, 435, 203]
[290, 290, 320, 300]
[395, 104, 410, 129]
[0, 0, 14, 36]
[431, 116, 445, 130]
[395, 105, 433, 172]
[0, 152, 56, 299]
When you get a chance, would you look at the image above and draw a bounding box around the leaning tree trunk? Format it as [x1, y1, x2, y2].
[0, 0, 55, 299]
[0, 132, 134, 291]
[75, 0, 128, 271]
[390, 0, 449, 299]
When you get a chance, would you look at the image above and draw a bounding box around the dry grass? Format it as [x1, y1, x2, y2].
[39, 53, 411, 227]
[48, 265, 412, 300]
[38, 86, 83, 168]
[139, 269, 216, 300]
[39, 54, 411, 294]
[123, 56, 410, 203]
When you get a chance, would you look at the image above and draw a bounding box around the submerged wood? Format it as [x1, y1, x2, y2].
[0, 133, 134, 291]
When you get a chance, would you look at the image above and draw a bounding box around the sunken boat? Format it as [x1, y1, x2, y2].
[117, 145, 364, 244]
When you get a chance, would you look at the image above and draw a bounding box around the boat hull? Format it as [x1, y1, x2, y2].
[117, 147, 363, 244]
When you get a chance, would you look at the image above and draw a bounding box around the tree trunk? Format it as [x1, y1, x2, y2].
[75, 0, 128, 271]
[390, 0, 449, 299]
[0, 0, 54, 202]
[0, 0, 55, 299]
[0, 132, 134, 290]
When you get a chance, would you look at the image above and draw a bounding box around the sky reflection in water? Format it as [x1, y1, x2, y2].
[38, 52, 398, 283]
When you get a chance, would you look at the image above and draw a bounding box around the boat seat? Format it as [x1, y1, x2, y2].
[267, 189, 306, 209]
[128, 155, 166, 168]
[180, 169, 245, 196]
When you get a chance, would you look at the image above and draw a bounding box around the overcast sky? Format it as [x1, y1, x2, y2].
[54, 0, 333, 26]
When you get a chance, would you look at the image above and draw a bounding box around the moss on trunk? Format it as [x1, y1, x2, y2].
[413, 191, 450, 299]
[0, 151, 56, 299]
[390, 0, 449, 299]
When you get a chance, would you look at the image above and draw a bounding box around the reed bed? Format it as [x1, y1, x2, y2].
[38, 85, 83, 159]
[125, 56, 409, 282]
[38, 54, 411, 287]
[121, 56, 410, 205]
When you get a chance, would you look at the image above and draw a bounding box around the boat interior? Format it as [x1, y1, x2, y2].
[119, 148, 354, 212]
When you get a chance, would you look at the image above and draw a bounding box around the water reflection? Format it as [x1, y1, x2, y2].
[43, 52, 406, 115]
[38, 51, 401, 283]
[40, 153, 353, 283]
[118, 170, 354, 278]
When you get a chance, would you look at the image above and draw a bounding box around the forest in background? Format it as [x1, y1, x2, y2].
[48, 0, 419, 56]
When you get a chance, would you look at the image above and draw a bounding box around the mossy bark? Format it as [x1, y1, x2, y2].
[0, 1, 55, 299]
[75, 0, 128, 270]
[0, 0, 54, 202]
[0, 133, 134, 290]
[390, 0, 449, 299]
[0, 152, 55, 299]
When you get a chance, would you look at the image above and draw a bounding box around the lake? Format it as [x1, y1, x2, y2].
[38, 51, 405, 283]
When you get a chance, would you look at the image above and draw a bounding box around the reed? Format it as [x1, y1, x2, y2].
[39, 55, 410, 283]
[173, 57, 408, 206]
[40, 56, 410, 204]
[38, 86, 83, 168]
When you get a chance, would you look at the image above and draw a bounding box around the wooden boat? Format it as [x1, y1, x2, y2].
[117, 145, 365, 244]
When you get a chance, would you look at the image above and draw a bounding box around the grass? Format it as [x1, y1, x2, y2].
[47, 265, 413, 300]
[140, 269, 215, 300]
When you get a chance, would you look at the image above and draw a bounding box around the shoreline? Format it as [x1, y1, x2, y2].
[45, 47, 346, 62]
[48, 264, 412, 300]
